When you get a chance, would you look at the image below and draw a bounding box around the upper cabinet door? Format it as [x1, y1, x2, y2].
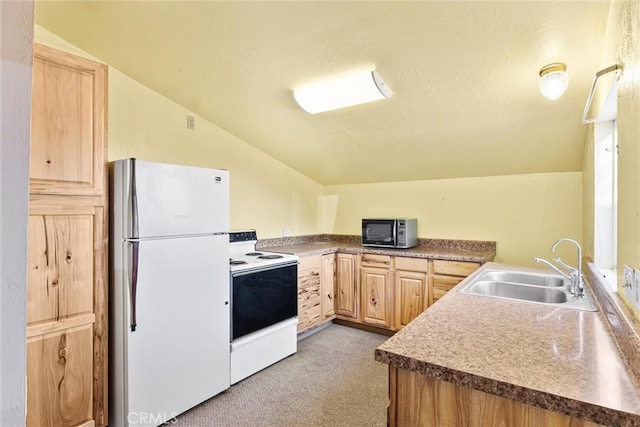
[30, 43, 108, 196]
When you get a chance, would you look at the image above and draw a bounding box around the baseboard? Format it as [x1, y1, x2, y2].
[332, 319, 396, 337]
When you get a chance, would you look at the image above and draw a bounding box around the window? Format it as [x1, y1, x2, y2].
[593, 119, 618, 291]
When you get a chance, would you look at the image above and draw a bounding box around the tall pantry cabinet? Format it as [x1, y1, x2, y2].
[27, 43, 108, 427]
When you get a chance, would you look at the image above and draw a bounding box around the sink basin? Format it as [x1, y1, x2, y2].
[466, 281, 568, 303]
[478, 270, 565, 287]
[459, 268, 597, 311]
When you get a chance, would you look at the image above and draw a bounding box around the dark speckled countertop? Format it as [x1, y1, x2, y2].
[257, 234, 496, 263]
[375, 262, 640, 426]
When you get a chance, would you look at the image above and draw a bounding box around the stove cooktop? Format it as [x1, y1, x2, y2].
[229, 230, 297, 272]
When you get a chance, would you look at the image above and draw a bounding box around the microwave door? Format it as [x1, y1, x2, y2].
[364, 220, 395, 245]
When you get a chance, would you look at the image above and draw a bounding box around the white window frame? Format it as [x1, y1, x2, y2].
[593, 82, 618, 291]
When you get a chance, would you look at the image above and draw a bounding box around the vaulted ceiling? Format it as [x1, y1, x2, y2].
[35, 1, 611, 185]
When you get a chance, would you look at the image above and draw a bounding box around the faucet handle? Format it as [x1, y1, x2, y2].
[552, 257, 578, 274]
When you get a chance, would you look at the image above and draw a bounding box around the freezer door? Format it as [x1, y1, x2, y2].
[116, 159, 229, 238]
[124, 234, 229, 426]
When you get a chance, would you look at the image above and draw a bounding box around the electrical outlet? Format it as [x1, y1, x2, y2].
[186, 115, 195, 130]
[624, 265, 634, 287]
[282, 229, 291, 237]
[634, 269, 640, 307]
[623, 265, 636, 303]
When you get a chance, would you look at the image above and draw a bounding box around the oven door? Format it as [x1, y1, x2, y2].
[231, 262, 298, 340]
[362, 219, 397, 247]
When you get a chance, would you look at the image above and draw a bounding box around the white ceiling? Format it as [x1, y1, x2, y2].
[35, 1, 611, 185]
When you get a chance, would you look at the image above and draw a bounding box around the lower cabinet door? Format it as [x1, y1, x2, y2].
[27, 324, 94, 427]
[394, 270, 427, 329]
[335, 253, 358, 319]
[361, 267, 391, 328]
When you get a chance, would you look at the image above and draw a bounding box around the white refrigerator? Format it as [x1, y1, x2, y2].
[110, 158, 230, 427]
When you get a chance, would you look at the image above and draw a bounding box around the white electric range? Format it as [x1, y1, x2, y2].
[228, 230, 299, 384]
[229, 230, 298, 272]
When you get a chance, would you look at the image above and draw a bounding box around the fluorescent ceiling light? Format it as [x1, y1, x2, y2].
[538, 62, 569, 100]
[293, 70, 391, 114]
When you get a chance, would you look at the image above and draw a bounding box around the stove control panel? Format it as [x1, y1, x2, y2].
[229, 230, 258, 243]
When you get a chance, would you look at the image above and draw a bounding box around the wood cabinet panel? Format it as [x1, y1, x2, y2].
[27, 44, 108, 427]
[432, 259, 480, 276]
[430, 275, 465, 305]
[298, 254, 320, 271]
[297, 282, 322, 332]
[30, 44, 107, 196]
[298, 263, 321, 288]
[27, 325, 94, 427]
[297, 256, 322, 333]
[390, 367, 602, 427]
[360, 253, 392, 269]
[321, 254, 336, 319]
[430, 260, 480, 305]
[27, 211, 95, 324]
[361, 268, 391, 327]
[335, 253, 358, 319]
[394, 271, 427, 329]
[394, 256, 429, 273]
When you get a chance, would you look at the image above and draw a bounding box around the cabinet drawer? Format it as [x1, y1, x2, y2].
[432, 274, 465, 291]
[432, 260, 480, 277]
[394, 257, 429, 273]
[298, 255, 321, 271]
[298, 268, 320, 288]
[432, 288, 449, 302]
[361, 253, 392, 269]
[298, 283, 321, 332]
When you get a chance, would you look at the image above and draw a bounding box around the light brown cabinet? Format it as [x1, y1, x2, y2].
[334, 253, 479, 332]
[30, 44, 106, 197]
[394, 257, 429, 330]
[297, 254, 337, 333]
[335, 253, 358, 319]
[388, 367, 603, 427]
[360, 267, 392, 328]
[321, 254, 336, 319]
[27, 44, 108, 427]
[359, 254, 392, 328]
[429, 260, 480, 305]
[297, 255, 322, 333]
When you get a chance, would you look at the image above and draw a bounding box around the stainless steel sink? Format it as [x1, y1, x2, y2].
[478, 270, 565, 287]
[459, 268, 597, 311]
[467, 281, 568, 303]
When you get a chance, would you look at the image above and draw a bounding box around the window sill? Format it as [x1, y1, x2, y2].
[595, 267, 618, 293]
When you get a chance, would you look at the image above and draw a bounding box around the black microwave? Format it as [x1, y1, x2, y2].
[361, 218, 418, 249]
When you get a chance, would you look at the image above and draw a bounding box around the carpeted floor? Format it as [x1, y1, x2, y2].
[174, 324, 390, 427]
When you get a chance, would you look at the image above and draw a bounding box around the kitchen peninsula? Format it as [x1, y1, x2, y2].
[375, 262, 640, 426]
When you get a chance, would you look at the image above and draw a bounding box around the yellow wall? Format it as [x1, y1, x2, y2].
[34, 26, 323, 238]
[582, 0, 640, 320]
[35, 25, 585, 267]
[608, 0, 640, 317]
[325, 172, 583, 267]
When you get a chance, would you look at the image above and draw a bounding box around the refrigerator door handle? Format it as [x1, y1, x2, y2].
[129, 241, 140, 332]
[130, 158, 139, 239]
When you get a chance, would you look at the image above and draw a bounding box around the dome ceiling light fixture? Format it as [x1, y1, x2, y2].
[539, 62, 569, 100]
[293, 69, 391, 114]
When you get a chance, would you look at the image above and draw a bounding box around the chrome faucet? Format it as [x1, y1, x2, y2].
[533, 238, 585, 299]
[532, 257, 571, 279]
[552, 238, 584, 298]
